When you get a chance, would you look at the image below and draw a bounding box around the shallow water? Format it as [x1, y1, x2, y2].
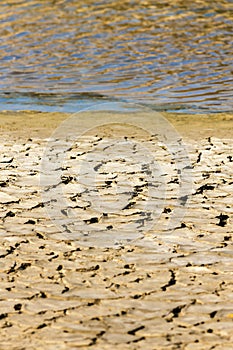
[0, 0, 232, 113]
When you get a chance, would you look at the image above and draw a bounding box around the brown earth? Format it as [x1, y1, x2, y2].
[0, 111, 232, 349]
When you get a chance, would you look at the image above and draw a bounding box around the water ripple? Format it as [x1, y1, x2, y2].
[0, 0, 232, 112]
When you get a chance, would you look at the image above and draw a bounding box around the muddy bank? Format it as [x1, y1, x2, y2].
[0, 111, 232, 349]
[0, 110, 232, 139]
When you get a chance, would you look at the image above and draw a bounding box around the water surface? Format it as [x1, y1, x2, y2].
[0, 0, 232, 112]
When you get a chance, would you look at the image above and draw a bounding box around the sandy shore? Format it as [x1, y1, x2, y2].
[0, 110, 232, 140]
[0, 110, 232, 349]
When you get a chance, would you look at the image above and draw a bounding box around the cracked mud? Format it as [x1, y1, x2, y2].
[0, 111, 232, 350]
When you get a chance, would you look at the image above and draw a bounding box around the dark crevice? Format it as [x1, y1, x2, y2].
[161, 269, 176, 291]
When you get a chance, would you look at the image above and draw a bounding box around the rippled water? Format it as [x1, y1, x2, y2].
[0, 0, 232, 112]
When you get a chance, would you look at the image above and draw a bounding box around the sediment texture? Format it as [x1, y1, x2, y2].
[0, 117, 232, 349]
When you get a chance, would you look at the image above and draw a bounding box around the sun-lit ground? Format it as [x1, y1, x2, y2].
[0, 111, 232, 349]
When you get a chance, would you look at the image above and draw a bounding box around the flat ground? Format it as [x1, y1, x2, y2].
[0, 111, 232, 349]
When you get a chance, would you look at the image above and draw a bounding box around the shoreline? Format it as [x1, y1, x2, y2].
[0, 110, 232, 140]
[0, 110, 232, 349]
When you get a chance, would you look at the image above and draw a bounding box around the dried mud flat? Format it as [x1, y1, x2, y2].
[0, 111, 232, 350]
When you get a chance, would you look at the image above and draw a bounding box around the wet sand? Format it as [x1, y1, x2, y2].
[0, 111, 232, 349]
